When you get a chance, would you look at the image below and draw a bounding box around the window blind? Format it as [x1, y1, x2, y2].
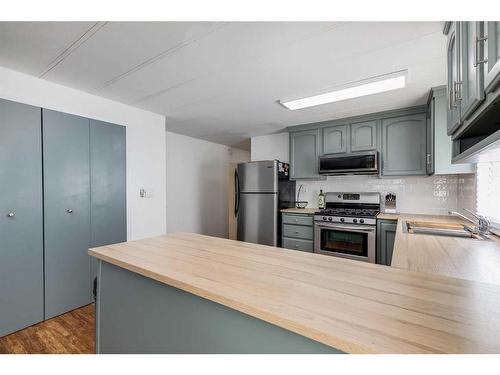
[476, 161, 500, 225]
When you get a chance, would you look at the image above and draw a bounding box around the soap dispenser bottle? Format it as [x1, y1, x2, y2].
[318, 189, 325, 209]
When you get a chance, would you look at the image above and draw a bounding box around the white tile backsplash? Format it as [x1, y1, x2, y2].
[295, 174, 477, 215]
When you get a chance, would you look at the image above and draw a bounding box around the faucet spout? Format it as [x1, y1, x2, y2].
[449, 209, 490, 235]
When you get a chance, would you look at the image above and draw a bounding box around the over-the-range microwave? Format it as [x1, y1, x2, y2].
[318, 151, 379, 176]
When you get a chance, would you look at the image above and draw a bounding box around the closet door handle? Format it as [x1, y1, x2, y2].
[66, 209, 73, 214]
[7, 212, 15, 218]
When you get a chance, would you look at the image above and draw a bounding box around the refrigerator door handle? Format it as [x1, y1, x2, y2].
[234, 168, 240, 216]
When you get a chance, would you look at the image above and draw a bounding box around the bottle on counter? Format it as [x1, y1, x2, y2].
[318, 189, 325, 209]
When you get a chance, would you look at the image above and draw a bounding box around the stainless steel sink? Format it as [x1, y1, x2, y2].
[402, 220, 491, 240]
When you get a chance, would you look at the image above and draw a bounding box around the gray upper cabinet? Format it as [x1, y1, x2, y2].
[460, 22, 485, 120]
[290, 129, 320, 179]
[322, 124, 348, 154]
[90, 120, 127, 282]
[0, 99, 44, 337]
[426, 103, 434, 175]
[43, 109, 92, 319]
[484, 21, 500, 93]
[447, 22, 461, 135]
[350, 120, 377, 152]
[381, 113, 427, 176]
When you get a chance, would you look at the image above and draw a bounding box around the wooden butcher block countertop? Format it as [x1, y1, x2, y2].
[382, 214, 500, 285]
[89, 233, 500, 354]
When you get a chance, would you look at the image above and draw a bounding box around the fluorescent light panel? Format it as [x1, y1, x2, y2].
[280, 72, 407, 110]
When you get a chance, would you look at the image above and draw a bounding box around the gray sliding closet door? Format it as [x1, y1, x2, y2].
[89, 119, 127, 281]
[0, 99, 44, 337]
[43, 109, 92, 319]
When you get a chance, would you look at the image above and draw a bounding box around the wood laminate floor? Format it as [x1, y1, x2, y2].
[0, 304, 95, 354]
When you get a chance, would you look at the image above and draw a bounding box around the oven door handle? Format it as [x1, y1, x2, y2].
[316, 224, 375, 232]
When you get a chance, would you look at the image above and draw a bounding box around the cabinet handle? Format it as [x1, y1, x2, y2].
[474, 35, 488, 67]
[66, 209, 73, 214]
[295, 231, 299, 234]
[454, 81, 462, 102]
[6, 212, 15, 218]
[448, 88, 456, 109]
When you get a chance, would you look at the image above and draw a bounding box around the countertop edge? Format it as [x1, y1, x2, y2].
[88, 247, 368, 354]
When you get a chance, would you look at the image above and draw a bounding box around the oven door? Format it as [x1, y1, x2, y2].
[314, 223, 376, 263]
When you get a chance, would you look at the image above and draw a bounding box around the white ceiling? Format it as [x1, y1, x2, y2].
[0, 21, 447, 147]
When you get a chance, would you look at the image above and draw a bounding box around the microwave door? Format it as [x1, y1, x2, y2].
[319, 152, 378, 175]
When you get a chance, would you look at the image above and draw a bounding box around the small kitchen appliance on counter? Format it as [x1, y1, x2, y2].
[314, 192, 381, 263]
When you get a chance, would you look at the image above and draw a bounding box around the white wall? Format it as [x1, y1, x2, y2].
[251, 132, 477, 215]
[0, 66, 166, 240]
[166, 131, 250, 237]
[251, 132, 289, 162]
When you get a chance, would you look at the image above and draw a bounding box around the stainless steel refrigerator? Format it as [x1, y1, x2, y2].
[235, 160, 295, 246]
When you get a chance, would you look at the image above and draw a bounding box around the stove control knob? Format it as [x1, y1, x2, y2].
[360, 219, 364, 224]
[328, 217, 333, 221]
[353, 219, 358, 223]
[340, 218, 345, 222]
[322, 216, 327, 221]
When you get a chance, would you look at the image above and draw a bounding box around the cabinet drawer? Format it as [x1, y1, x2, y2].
[283, 224, 313, 240]
[282, 214, 313, 226]
[283, 238, 313, 252]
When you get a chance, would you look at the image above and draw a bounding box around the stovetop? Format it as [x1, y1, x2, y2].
[314, 192, 381, 226]
[315, 208, 380, 218]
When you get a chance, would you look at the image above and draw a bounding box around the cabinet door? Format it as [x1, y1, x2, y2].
[90, 120, 127, 283]
[322, 124, 348, 154]
[460, 22, 485, 120]
[376, 220, 397, 266]
[447, 22, 461, 135]
[484, 21, 500, 93]
[381, 113, 427, 176]
[350, 120, 377, 152]
[290, 129, 320, 179]
[426, 102, 434, 175]
[0, 99, 44, 337]
[43, 109, 92, 319]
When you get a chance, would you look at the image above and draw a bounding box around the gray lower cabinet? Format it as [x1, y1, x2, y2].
[484, 21, 500, 93]
[90, 120, 127, 282]
[96, 261, 340, 353]
[350, 120, 377, 152]
[322, 124, 348, 154]
[43, 109, 92, 319]
[381, 113, 427, 176]
[290, 129, 321, 179]
[376, 219, 397, 266]
[0, 99, 44, 337]
[281, 213, 314, 252]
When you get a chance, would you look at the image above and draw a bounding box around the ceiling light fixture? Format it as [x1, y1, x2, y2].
[280, 70, 408, 110]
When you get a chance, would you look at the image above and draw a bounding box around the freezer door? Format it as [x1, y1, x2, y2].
[237, 160, 278, 193]
[237, 193, 278, 246]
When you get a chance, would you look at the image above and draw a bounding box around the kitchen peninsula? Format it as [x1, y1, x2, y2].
[89, 233, 500, 354]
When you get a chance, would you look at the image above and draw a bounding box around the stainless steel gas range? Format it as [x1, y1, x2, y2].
[314, 192, 380, 263]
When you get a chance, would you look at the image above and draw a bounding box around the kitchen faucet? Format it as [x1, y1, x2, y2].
[448, 208, 490, 234]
